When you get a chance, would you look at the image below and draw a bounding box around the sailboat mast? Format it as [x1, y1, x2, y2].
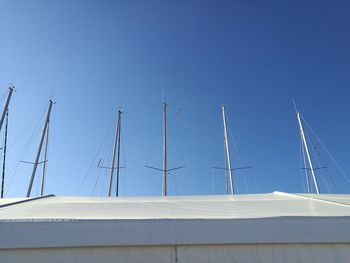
[0, 87, 14, 198]
[145, 101, 185, 196]
[115, 110, 122, 197]
[300, 139, 311, 194]
[1, 112, 9, 198]
[296, 112, 320, 194]
[0, 87, 14, 133]
[222, 105, 234, 195]
[26, 100, 53, 197]
[41, 122, 50, 196]
[108, 110, 120, 197]
[162, 102, 167, 196]
[223, 140, 229, 194]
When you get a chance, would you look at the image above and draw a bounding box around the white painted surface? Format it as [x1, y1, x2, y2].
[0, 192, 350, 250]
[1, 192, 350, 220]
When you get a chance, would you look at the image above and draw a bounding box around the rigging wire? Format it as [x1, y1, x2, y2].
[227, 111, 253, 194]
[150, 172, 162, 195]
[299, 136, 304, 192]
[167, 124, 184, 195]
[5, 106, 47, 196]
[167, 116, 186, 165]
[301, 115, 350, 186]
[168, 106, 188, 196]
[300, 135, 309, 193]
[121, 129, 126, 196]
[36, 165, 40, 196]
[307, 132, 328, 192]
[91, 167, 103, 196]
[302, 115, 341, 193]
[211, 171, 215, 194]
[0, 90, 8, 104]
[307, 129, 340, 193]
[175, 175, 181, 195]
[227, 118, 242, 166]
[143, 110, 163, 195]
[94, 124, 115, 196]
[77, 117, 115, 195]
[41, 123, 50, 196]
[7, 103, 47, 152]
[92, 134, 114, 197]
[100, 173, 107, 196]
[251, 168, 259, 193]
[144, 109, 163, 166]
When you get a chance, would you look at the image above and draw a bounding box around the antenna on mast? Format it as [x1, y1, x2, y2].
[294, 99, 320, 194]
[146, 101, 186, 196]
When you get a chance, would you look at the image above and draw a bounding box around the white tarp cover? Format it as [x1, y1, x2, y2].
[0, 192, 350, 249]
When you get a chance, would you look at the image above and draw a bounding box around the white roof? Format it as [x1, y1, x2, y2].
[1, 192, 350, 249]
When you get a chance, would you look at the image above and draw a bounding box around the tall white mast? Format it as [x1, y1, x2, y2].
[301, 139, 311, 194]
[296, 111, 320, 194]
[223, 140, 229, 195]
[162, 102, 167, 196]
[27, 100, 53, 197]
[222, 105, 234, 195]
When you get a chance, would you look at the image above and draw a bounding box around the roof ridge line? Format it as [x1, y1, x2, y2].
[0, 194, 55, 209]
[274, 192, 350, 208]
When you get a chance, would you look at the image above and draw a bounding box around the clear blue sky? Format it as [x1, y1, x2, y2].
[1, 0, 350, 197]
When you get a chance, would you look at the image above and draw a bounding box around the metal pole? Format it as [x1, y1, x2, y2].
[223, 136, 229, 195]
[41, 122, 50, 196]
[1, 112, 9, 198]
[297, 112, 320, 194]
[26, 100, 53, 197]
[301, 139, 311, 194]
[115, 110, 122, 197]
[222, 105, 234, 195]
[162, 102, 167, 196]
[108, 111, 120, 197]
[0, 87, 14, 132]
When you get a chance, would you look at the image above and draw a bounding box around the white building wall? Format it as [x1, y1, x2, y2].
[0, 246, 174, 263]
[1, 243, 349, 263]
